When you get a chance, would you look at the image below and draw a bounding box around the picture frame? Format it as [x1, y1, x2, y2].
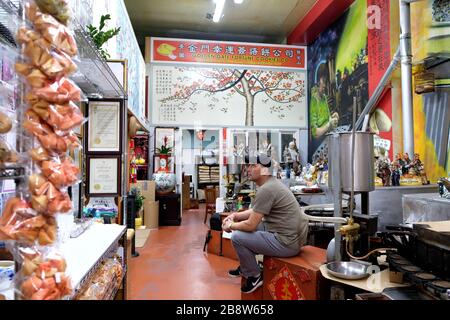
[87, 155, 121, 196]
[154, 155, 176, 173]
[154, 127, 175, 154]
[87, 100, 123, 153]
[107, 59, 128, 94]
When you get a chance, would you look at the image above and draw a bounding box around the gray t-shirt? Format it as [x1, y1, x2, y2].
[252, 177, 308, 250]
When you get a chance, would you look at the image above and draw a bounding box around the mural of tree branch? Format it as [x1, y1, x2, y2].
[152, 66, 307, 127]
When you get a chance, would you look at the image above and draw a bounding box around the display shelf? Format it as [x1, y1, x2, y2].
[103, 266, 126, 300]
[0, 165, 25, 180]
[0, 0, 125, 100]
[61, 223, 126, 299]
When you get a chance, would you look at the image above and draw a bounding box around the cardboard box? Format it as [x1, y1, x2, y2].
[143, 200, 159, 229]
[131, 180, 155, 202]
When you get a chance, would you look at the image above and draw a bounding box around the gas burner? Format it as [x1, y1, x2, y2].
[425, 280, 450, 300]
[399, 265, 422, 273]
[408, 272, 437, 287]
[431, 281, 450, 290]
[414, 273, 437, 281]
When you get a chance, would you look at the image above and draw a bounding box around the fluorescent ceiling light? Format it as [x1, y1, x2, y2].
[213, 0, 225, 23]
[234, 0, 244, 3]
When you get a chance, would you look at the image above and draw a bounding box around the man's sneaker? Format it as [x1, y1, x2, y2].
[228, 266, 242, 277]
[241, 274, 263, 294]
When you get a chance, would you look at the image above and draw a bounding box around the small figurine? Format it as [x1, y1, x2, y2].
[283, 146, 291, 164]
[401, 152, 411, 175]
[375, 156, 391, 186]
[390, 160, 401, 186]
[411, 153, 429, 185]
[288, 140, 300, 175]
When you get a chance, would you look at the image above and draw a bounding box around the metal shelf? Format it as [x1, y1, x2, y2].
[0, 0, 126, 100]
[0, 165, 25, 180]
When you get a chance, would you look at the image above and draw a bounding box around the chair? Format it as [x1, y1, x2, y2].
[204, 187, 217, 224]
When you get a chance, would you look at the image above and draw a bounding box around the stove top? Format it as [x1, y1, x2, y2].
[387, 252, 449, 300]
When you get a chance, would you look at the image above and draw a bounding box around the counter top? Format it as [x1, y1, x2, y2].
[61, 223, 126, 296]
[319, 265, 408, 293]
[403, 193, 450, 205]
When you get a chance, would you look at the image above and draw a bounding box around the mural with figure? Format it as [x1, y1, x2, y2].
[408, 0, 450, 180]
[308, 0, 370, 162]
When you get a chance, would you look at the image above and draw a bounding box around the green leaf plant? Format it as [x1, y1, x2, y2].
[87, 14, 121, 60]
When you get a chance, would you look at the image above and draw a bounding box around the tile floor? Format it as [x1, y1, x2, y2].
[128, 204, 242, 300]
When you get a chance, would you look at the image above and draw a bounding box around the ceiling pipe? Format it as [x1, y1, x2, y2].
[213, 0, 226, 23]
[399, 0, 417, 156]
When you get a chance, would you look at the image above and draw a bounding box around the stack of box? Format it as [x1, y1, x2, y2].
[131, 181, 158, 229]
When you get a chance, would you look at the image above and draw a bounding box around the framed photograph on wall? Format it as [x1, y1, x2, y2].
[87, 100, 123, 153]
[154, 127, 175, 154]
[107, 59, 128, 93]
[87, 155, 121, 196]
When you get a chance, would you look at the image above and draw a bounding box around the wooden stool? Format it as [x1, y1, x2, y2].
[262, 246, 327, 300]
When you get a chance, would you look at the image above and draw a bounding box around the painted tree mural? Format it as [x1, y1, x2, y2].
[159, 67, 306, 126]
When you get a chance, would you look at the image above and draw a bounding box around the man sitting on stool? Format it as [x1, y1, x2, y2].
[222, 152, 309, 293]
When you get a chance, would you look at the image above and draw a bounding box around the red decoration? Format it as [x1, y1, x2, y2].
[267, 265, 305, 300]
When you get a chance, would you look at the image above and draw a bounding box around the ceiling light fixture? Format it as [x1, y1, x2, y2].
[234, 0, 244, 3]
[213, 0, 225, 23]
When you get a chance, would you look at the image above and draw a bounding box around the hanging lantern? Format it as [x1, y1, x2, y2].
[196, 129, 206, 141]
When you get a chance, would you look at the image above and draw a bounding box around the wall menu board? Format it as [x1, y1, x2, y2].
[148, 37, 308, 128]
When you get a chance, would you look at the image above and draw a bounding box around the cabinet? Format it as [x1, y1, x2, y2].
[196, 164, 220, 188]
[157, 193, 181, 226]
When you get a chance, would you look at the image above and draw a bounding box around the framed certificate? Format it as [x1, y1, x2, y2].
[87, 155, 121, 196]
[87, 100, 123, 152]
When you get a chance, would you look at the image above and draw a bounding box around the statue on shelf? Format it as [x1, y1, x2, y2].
[411, 153, 429, 185]
[390, 160, 401, 186]
[375, 156, 391, 186]
[288, 140, 300, 175]
[401, 152, 412, 175]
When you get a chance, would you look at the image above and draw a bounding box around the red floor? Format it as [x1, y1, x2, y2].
[128, 204, 242, 300]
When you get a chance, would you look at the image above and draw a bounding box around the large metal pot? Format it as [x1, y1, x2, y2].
[327, 132, 375, 192]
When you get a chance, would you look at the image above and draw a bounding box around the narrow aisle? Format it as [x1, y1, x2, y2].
[128, 204, 242, 300]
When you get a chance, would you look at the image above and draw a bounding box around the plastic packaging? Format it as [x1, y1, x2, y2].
[0, 197, 57, 245]
[0, 137, 20, 165]
[28, 77, 81, 104]
[28, 173, 72, 214]
[29, 100, 85, 134]
[15, 246, 72, 300]
[34, 0, 71, 26]
[23, 109, 80, 154]
[0, 110, 13, 134]
[39, 157, 80, 189]
[25, 2, 77, 56]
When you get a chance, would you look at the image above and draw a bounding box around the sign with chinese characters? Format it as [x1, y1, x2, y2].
[150, 37, 306, 70]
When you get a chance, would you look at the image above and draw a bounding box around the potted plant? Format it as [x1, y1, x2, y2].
[87, 14, 121, 60]
[153, 136, 176, 195]
[130, 187, 145, 214]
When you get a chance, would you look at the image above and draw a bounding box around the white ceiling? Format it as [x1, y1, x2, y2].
[124, 0, 317, 52]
